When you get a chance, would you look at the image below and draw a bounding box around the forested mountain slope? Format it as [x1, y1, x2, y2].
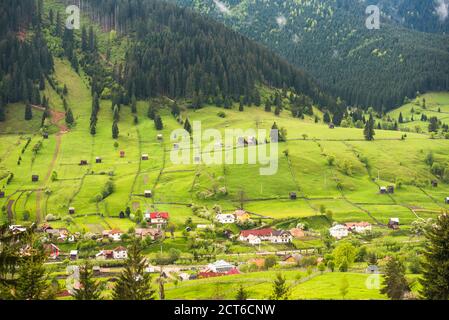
[54, 0, 335, 109]
[174, 0, 449, 111]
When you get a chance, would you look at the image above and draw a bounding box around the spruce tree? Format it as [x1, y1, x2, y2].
[72, 262, 102, 300]
[25, 104, 33, 121]
[420, 213, 449, 299]
[171, 101, 180, 117]
[147, 103, 156, 120]
[0, 101, 5, 122]
[323, 112, 331, 123]
[264, 101, 271, 112]
[364, 114, 375, 141]
[154, 114, 163, 130]
[131, 95, 137, 114]
[269, 273, 290, 300]
[112, 239, 155, 300]
[113, 105, 120, 122]
[15, 247, 55, 300]
[65, 108, 74, 125]
[184, 118, 192, 134]
[235, 285, 249, 300]
[398, 112, 403, 123]
[112, 122, 119, 139]
[380, 257, 409, 300]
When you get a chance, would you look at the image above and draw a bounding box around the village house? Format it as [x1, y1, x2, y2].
[9, 225, 27, 234]
[144, 190, 153, 198]
[239, 228, 274, 242]
[44, 243, 60, 260]
[270, 230, 293, 243]
[135, 228, 163, 240]
[234, 210, 251, 223]
[329, 224, 349, 239]
[113, 246, 128, 260]
[283, 254, 303, 264]
[344, 222, 372, 233]
[70, 250, 78, 260]
[103, 229, 124, 242]
[246, 234, 261, 245]
[289, 228, 305, 238]
[207, 260, 235, 273]
[96, 250, 114, 260]
[388, 218, 400, 230]
[215, 213, 236, 224]
[145, 212, 169, 229]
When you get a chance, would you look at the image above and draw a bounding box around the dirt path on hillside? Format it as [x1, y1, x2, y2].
[7, 200, 14, 222]
[32, 105, 68, 223]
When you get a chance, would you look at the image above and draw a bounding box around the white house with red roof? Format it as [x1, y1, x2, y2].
[145, 212, 169, 229]
[103, 229, 124, 242]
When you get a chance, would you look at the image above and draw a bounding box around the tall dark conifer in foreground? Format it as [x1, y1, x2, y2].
[112, 239, 155, 300]
[380, 257, 409, 300]
[72, 262, 102, 300]
[112, 122, 119, 139]
[421, 213, 449, 300]
[25, 104, 33, 121]
[364, 114, 375, 141]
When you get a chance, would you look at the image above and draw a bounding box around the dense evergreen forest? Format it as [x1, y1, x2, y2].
[175, 0, 449, 111]
[0, 0, 54, 109]
[55, 0, 335, 110]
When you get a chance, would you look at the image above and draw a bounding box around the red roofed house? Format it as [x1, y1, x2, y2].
[239, 228, 274, 242]
[145, 212, 169, 229]
[44, 243, 60, 260]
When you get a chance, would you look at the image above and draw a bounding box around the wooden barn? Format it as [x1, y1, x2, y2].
[142, 154, 149, 161]
[120, 151, 125, 158]
[290, 192, 297, 200]
[144, 190, 153, 198]
[43, 132, 49, 139]
[80, 160, 88, 166]
[329, 123, 335, 129]
[157, 134, 163, 141]
[68, 207, 75, 215]
[380, 186, 387, 194]
[445, 197, 449, 204]
[432, 180, 438, 188]
[32, 175, 39, 182]
[387, 186, 395, 194]
[96, 157, 102, 163]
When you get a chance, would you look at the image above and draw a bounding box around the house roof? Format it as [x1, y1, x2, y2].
[210, 260, 233, 268]
[149, 212, 169, 220]
[240, 228, 273, 237]
[114, 246, 127, 252]
[70, 250, 78, 255]
[272, 230, 292, 237]
[110, 229, 123, 234]
[344, 222, 371, 228]
[234, 210, 247, 217]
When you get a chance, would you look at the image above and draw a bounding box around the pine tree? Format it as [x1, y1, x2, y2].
[420, 213, 449, 300]
[428, 117, 439, 133]
[264, 101, 271, 112]
[398, 112, 404, 123]
[269, 273, 290, 300]
[112, 121, 119, 139]
[0, 100, 5, 122]
[131, 95, 137, 114]
[171, 101, 180, 117]
[113, 105, 120, 122]
[380, 257, 409, 300]
[65, 108, 74, 125]
[147, 103, 156, 120]
[184, 118, 192, 134]
[72, 262, 102, 300]
[235, 285, 249, 300]
[81, 26, 88, 52]
[364, 114, 375, 141]
[112, 239, 155, 300]
[90, 123, 96, 136]
[25, 104, 33, 121]
[15, 247, 55, 300]
[154, 114, 163, 130]
[323, 112, 331, 123]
